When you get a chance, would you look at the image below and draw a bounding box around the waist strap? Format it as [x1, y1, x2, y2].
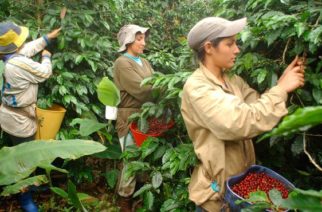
[1, 104, 36, 120]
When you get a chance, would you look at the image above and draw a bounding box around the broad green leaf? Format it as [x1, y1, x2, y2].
[280, 190, 322, 211]
[70, 118, 108, 136]
[256, 69, 267, 84]
[269, 189, 283, 207]
[144, 191, 154, 210]
[152, 145, 167, 161]
[94, 143, 121, 159]
[68, 180, 87, 212]
[295, 188, 322, 198]
[160, 199, 180, 211]
[103, 169, 119, 189]
[77, 192, 98, 204]
[38, 163, 68, 174]
[295, 22, 307, 37]
[245, 191, 269, 203]
[312, 88, 322, 104]
[141, 140, 159, 159]
[152, 171, 162, 189]
[0, 140, 106, 185]
[1, 175, 48, 196]
[291, 135, 304, 156]
[309, 26, 322, 44]
[133, 184, 153, 197]
[51, 187, 68, 199]
[258, 106, 322, 141]
[96, 77, 120, 107]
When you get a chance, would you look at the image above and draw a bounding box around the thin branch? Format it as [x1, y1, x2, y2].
[303, 133, 322, 137]
[281, 38, 291, 65]
[303, 133, 322, 172]
[314, 14, 320, 27]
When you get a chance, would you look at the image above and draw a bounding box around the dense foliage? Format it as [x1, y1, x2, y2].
[0, 0, 321, 211]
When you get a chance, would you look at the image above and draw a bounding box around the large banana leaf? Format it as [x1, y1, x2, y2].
[1, 175, 48, 196]
[97, 77, 120, 107]
[0, 140, 106, 185]
[258, 106, 322, 142]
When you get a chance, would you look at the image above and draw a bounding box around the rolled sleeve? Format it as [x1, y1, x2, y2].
[186, 82, 288, 141]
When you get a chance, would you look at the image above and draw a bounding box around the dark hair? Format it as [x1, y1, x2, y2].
[197, 37, 226, 62]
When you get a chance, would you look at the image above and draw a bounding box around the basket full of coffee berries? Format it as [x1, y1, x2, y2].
[225, 165, 295, 211]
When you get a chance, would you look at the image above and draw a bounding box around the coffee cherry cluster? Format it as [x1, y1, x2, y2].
[232, 172, 289, 199]
[134, 118, 174, 135]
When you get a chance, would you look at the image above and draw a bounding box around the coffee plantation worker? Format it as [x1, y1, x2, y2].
[113, 24, 154, 201]
[0, 21, 61, 212]
[181, 17, 305, 211]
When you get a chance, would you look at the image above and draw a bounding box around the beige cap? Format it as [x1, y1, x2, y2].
[117, 24, 149, 52]
[187, 17, 247, 51]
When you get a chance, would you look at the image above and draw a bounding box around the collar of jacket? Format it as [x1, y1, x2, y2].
[198, 63, 233, 93]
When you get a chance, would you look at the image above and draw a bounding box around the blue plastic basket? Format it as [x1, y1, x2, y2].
[225, 165, 295, 211]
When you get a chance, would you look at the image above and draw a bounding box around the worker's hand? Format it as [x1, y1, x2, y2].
[42, 49, 52, 57]
[47, 27, 62, 40]
[277, 56, 305, 93]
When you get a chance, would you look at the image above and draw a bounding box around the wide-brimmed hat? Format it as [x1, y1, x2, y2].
[117, 24, 149, 52]
[187, 17, 247, 51]
[0, 21, 29, 54]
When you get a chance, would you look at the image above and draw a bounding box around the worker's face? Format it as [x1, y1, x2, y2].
[127, 33, 146, 56]
[208, 35, 240, 69]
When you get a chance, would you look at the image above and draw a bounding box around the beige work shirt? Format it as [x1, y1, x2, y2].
[0, 37, 51, 137]
[181, 64, 288, 211]
[113, 55, 154, 137]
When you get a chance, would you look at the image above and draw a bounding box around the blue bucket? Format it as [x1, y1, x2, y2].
[224, 165, 295, 211]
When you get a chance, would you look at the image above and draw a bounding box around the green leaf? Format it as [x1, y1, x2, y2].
[269, 189, 283, 207]
[291, 135, 304, 156]
[96, 77, 120, 107]
[68, 180, 87, 211]
[144, 191, 154, 210]
[0, 140, 106, 185]
[258, 106, 322, 142]
[256, 69, 267, 84]
[133, 184, 153, 197]
[103, 169, 119, 189]
[280, 190, 322, 211]
[75, 55, 84, 64]
[152, 145, 167, 161]
[312, 88, 322, 104]
[152, 171, 163, 189]
[70, 118, 108, 136]
[51, 187, 68, 199]
[1, 175, 48, 196]
[295, 22, 307, 37]
[141, 140, 159, 159]
[38, 163, 68, 174]
[309, 26, 322, 44]
[160, 199, 181, 211]
[94, 143, 121, 159]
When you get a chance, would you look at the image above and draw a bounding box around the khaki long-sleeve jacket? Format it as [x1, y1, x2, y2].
[0, 37, 51, 137]
[181, 64, 288, 211]
[113, 55, 154, 137]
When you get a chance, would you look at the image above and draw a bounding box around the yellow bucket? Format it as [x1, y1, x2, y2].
[35, 104, 66, 140]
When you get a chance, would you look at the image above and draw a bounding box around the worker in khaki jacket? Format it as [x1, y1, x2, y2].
[0, 21, 60, 212]
[113, 24, 154, 207]
[181, 17, 305, 211]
